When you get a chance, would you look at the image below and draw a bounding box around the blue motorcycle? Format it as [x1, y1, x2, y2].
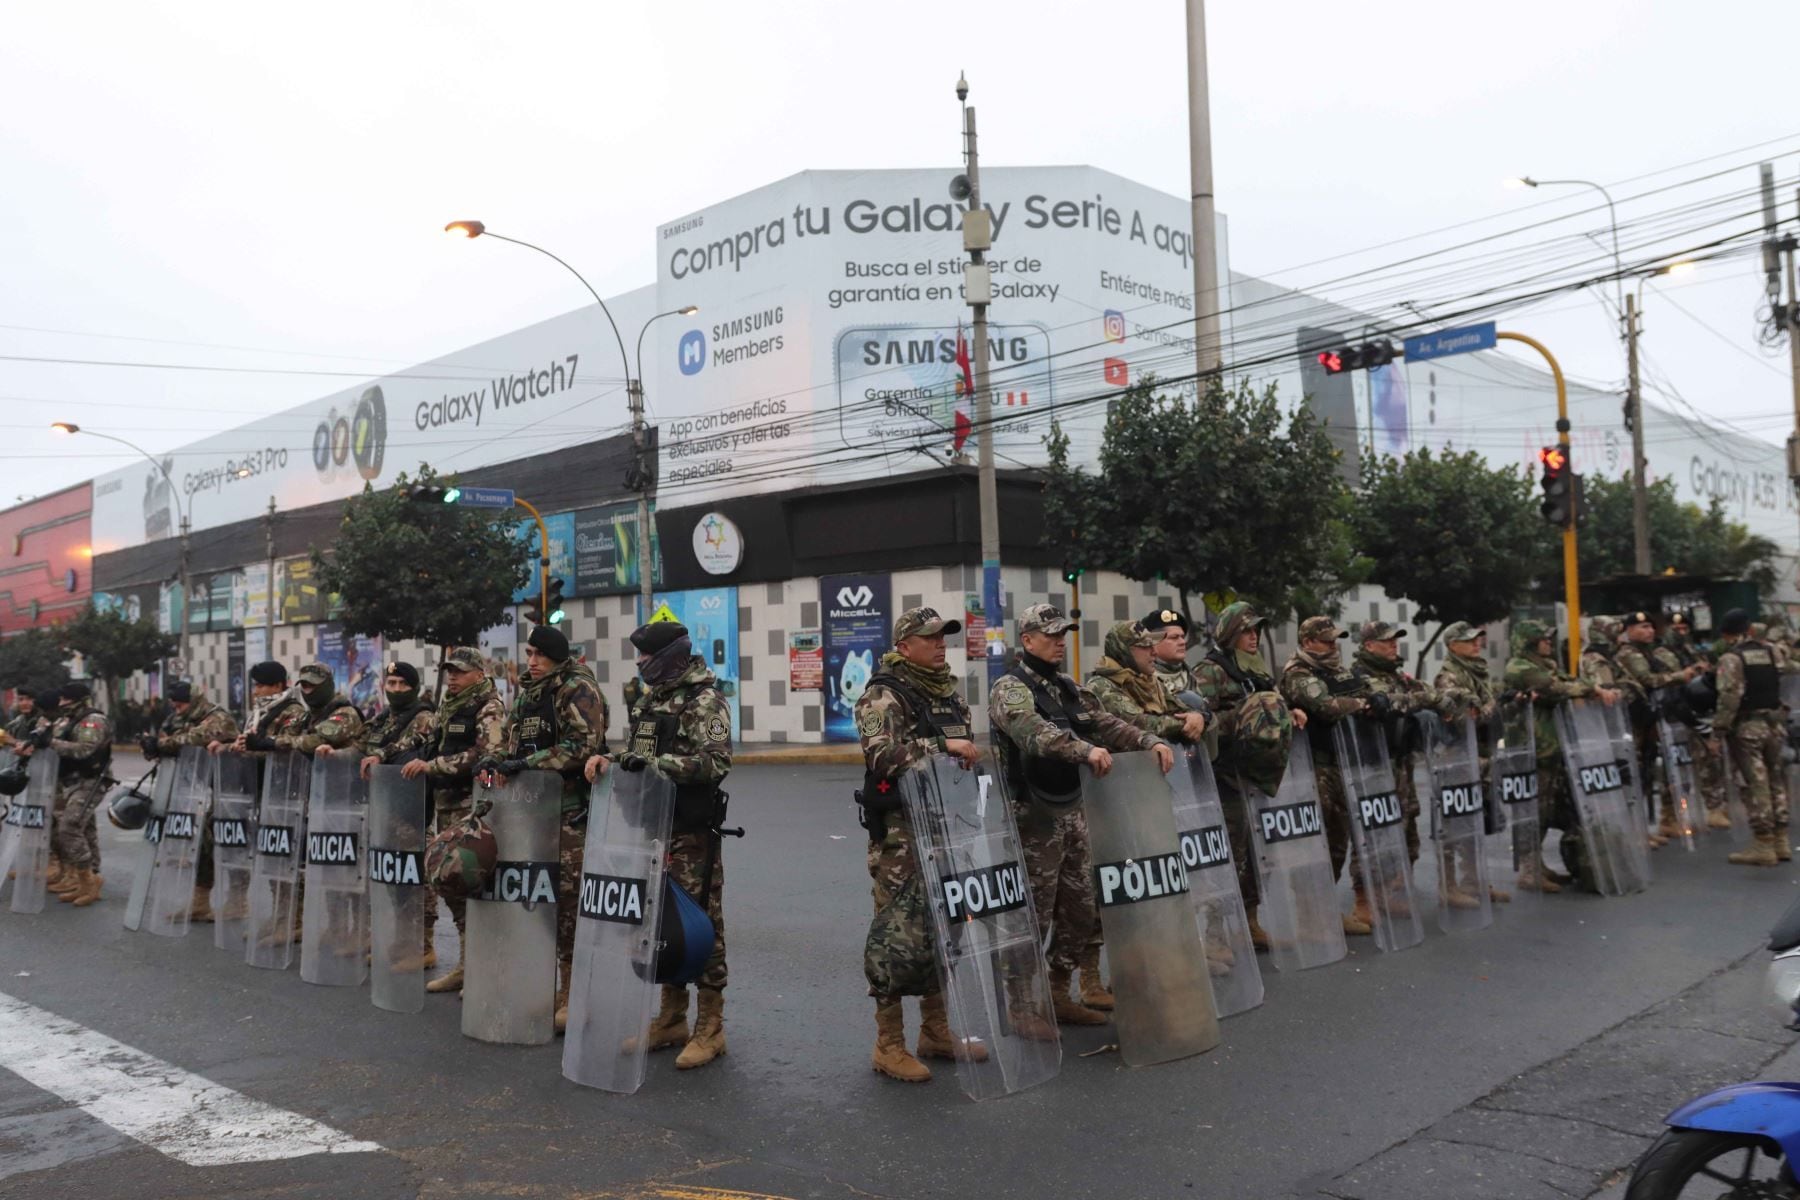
[1627, 897, 1800, 1197]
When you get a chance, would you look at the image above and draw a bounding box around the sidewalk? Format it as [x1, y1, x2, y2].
[733, 742, 864, 766]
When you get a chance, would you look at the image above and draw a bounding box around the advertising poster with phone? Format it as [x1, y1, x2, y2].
[646, 586, 740, 739]
[819, 572, 890, 743]
[315, 623, 383, 715]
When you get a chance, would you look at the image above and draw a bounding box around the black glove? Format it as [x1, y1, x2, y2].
[139, 734, 161, 759]
[492, 758, 527, 777]
[1364, 693, 1393, 719]
[244, 732, 278, 752]
[31, 727, 53, 749]
[618, 753, 649, 773]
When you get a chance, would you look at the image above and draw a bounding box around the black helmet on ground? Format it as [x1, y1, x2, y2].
[106, 780, 155, 830]
[0, 764, 29, 797]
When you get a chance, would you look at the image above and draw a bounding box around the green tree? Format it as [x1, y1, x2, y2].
[58, 607, 176, 705]
[1353, 447, 1544, 670]
[312, 464, 530, 650]
[1567, 474, 1780, 592]
[1044, 375, 1363, 627]
[0, 627, 72, 696]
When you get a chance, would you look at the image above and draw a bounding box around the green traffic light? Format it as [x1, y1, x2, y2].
[443, 487, 461, 504]
[548, 609, 566, 625]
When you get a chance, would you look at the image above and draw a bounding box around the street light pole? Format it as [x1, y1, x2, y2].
[444, 220, 661, 620]
[1511, 176, 1646, 572]
[634, 307, 699, 616]
[958, 76, 1005, 684]
[1184, 0, 1222, 372]
[51, 422, 190, 667]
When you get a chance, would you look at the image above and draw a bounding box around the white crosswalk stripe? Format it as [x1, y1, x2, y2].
[0, 990, 381, 1166]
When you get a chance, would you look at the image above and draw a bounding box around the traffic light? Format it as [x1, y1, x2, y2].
[1061, 566, 1085, 585]
[544, 578, 567, 626]
[1538, 445, 1577, 527]
[1316, 340, 1397, 375]
[405, 483, 460, 504]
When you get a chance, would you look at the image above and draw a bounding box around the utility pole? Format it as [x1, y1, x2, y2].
[262, 496, 277, 651]
[1766, 165, 1800, 563]
[1624, 293, 1650, 574]
[630, 378, 654, 620]
[958, 74, 1005, 684]
[177, 512, 191, 671]
[1185, 0, 1222, 374]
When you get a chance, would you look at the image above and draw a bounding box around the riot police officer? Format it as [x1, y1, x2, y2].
[37, 683, 112, 906]
[1714, 609, 1789, 867]
[142, 681, 239, 921]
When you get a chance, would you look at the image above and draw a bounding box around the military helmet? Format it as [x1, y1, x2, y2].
[105, 779, 155, 830]
[425, 814, 497, 900]
[0, 764, 28, 798]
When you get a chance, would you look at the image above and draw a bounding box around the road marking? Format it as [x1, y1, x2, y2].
[0, 990, 381, 1166]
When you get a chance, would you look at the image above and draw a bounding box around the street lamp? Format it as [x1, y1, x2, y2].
[51, 422, 192, 666]
[446, 220, 673, 618]
[1507, 177, 1624, 324]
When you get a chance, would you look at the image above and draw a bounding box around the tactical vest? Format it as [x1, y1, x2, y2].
[371, 700, 431, 750]
[1352, 663, 1418, 759]
[1294, 661, 1363, 755]
[515, 682, 560, 758]
[302, 696, 358, 733]
[433, 695, 485, 762]
[994, 662, 1092, 808]
[1205, 647, 1274, 698]
[1727, 640, 1782, 712]
[56, 705, 111, 779]
[250, 693, 301, 737]
[627, 682, 725, 833]
[858, 672, 973, 811]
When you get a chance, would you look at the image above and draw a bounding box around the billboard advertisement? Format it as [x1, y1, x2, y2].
[646, 586, 740, 739]
[819, 571, 891, 743]
[572, 501, 662, 595]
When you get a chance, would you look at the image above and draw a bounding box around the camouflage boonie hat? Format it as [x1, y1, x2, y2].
[1441, 620, 1480, 644]
[443, 646, 486, 672]
[1513, 618, 1551, 645]
[1017, 603, 1076, 636]
[1357, 620, 1406, 643]
[296, 663, 332, 687]
[1110, 620, 1156, 651]
[425, 814, 496, 900]
[893, 606, 963, 642]
[1298, 616, 1348, 642]
[1213, 601, 1266, 645]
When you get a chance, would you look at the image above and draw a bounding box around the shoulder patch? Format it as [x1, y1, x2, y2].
[706, 714, 730, 742]
[858, 708, 885, 737]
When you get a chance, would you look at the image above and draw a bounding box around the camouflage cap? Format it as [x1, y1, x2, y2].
[296, 663, 332, 687]
[1110, 620, 1156, 650]
[1017, 603, 1077, 636]
[1441, 620, 1480, 644]
[893, 606, 963, 642]
[1357, 620, 1407, 643]
[443, 646, 487, 673]
[1298, 615, 1348, 642]
[1513, 618, 1552, 645]
[1587, 614, 1621, 644]
[1212, 601, 1266, 645]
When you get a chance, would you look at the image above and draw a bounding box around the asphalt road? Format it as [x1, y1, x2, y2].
[2, 760, 1797, 1200]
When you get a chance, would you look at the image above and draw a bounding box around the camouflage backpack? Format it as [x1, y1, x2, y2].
[424, 813, 497, 900]
[1230, 690, 1295, 795]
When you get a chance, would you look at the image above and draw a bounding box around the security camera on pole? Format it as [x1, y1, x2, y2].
[953, 73, 1006, 684]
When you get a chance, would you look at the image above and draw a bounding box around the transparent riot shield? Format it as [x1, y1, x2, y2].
[145, 748, 212, 937]
[1654, 690, 1701, 852]
[1783, 675, 1800, 852]
[1722, 745, 1754, 845]
[211, 753, 259, 954]
[368, 766, 428, 1014]
[1080, 750, 1218, 1066]
[1419, 714, 1493, 933]
[300, 753, 368, 987]
[463, 769, 562, 1045]
[123, 759, 178, 932]
[1332, 718, 1423, 953]
[1244, 739, 1347, 972]
[1172, 748, 1263, 1017]
[0, 749, 18, 886]
[1556, 700, 1651, 896]
[910, 753, 1060, 1100]
[2, 750, 56, 915]
[562, 767, 674, 1094]
[1600, 701, 1655, 878]
[1490, 705, 1541, 904]
[246, 752, 309, 970]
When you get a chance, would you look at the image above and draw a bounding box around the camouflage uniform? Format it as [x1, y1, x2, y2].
[360, 697, 436, 761]
[505, 657, 607, 975]
[1192, 601, 1295, 910]
[1503, 620, 1600, 886]
[1355, 623, 1455, 863]
[47, 698, 112, 873]
[150, 696, 239, 893]
[389, 655, 508, 942]
[1665, 623, 1726, 813]
[1429, 623, 1503, 897]
[1087, 621, 1194, 744]
[988, 605, 1157, 977]
[1715, 633, 1789, 840]
[854, 621, 973, 1001]
[1280, 617, 1372, 882]
[1617, 617, 1693, 829]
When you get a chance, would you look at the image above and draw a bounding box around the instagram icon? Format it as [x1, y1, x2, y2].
[1102, 310, 1127, 343]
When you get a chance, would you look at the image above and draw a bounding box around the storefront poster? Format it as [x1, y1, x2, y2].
[315, 623, 383, 715]
[275, 557, 328, 624]
[226, 629, 246, 719]
[512, 510, 577, 604]
[820, 572, 890, 742]
[788, 629, 823, 691]
[647, 586, 740, 739]
[572, 501, 662, 595]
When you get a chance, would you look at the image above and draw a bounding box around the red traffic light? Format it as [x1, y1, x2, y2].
[1317, 350, 1345, 374]
[1538, 446, 1567, 473]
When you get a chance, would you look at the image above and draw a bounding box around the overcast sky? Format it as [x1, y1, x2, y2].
[3, 0, 1797, 505]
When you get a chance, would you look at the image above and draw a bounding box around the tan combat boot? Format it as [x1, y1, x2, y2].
[1707, 808, 1734, 830]
[425, 966, 464, 994]
[647, 985, 690, 1051]
[49, 865, 82, 896]
[871, 998, 930, 1082]
[188, 886, 214, 924]
[1350, 883, 1376, 931]
[676, 988, 726, 1069]
[1009, 1005, 1061, 1042]
[1657, 808, 1682, 842]
[71, 869, 103, 907]
[1516, 857, 1563, 894]
[44, 855, 62, 888]
[1076, 947, 1114, 1011]
[1729, 834, 1781, 867]
[553, 964, 571, 1035]
[55, 868, 90, 903]
[1049, 968, 1107, 1025]
[1777, 825, 1793, 863]
[1246, 905, 1272, 952]
[1341, 907, 1373, 936]
[389, 921, 438, 974]
[917, 991, 989, 1063]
